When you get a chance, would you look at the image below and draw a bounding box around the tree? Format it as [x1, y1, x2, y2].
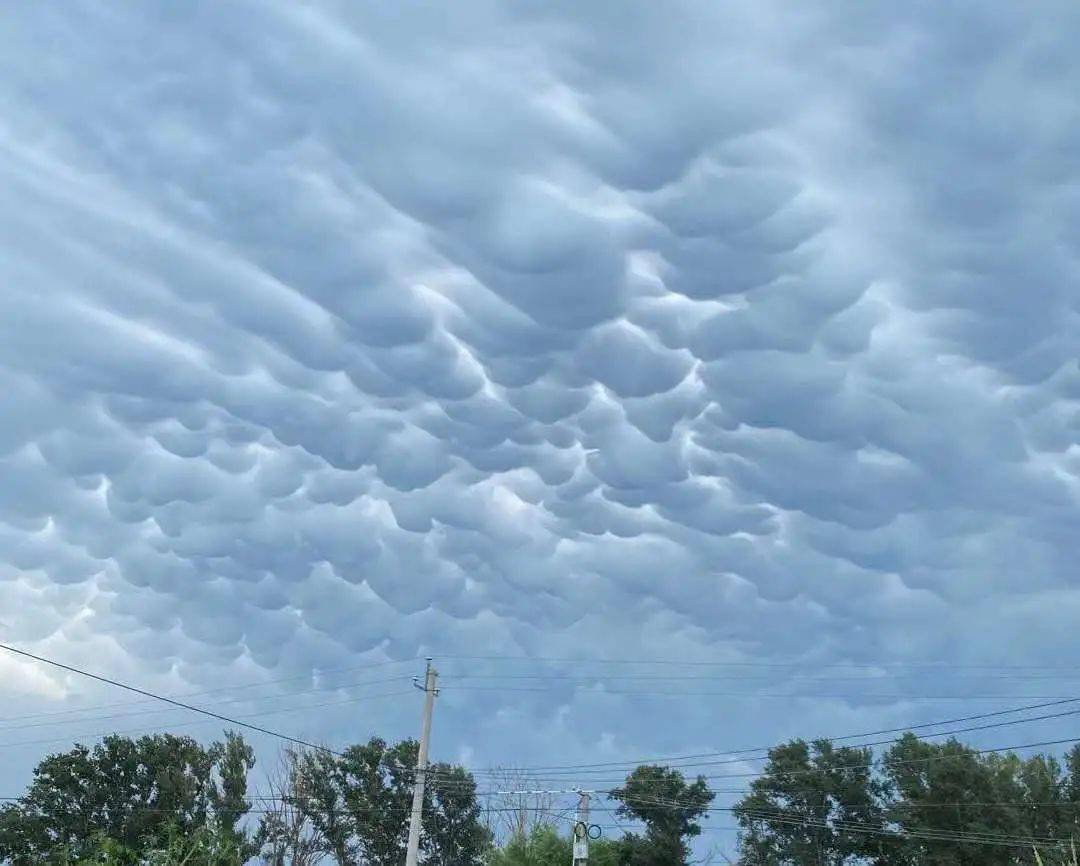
[734, 739, 892, 865]
[140, 821, 250, 866]
[261, 738, 490, 866]
[1022, 753, 1067, 847]
[734, 734, 1080, 865]
[482, 767, 558, 844]
[424, 763, 491, 865]
[255, 747, 325, 866]
[883, 735, 1034, 866]
[60, 821, 249, 865]
[0, 732, 254, 866]
[1061, 745, 1080, 840]
[206, 732, 256, 860]
[610, 765, 714, 865]
[486, 824, 565, 866]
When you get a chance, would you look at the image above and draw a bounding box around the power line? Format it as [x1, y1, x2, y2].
[0, 690, 417, 750]
[255, 785, 1079, 852]
[451, 695, 1080, 775]
[603, 791, 1080, 850]
[424, 732, 1080, 793]
[9, 645, 1080, 823]
[15, 651, 1071, 727]
[31, 649, 1046, 724]
[0, 675, 415, 733]
[462, 703, 1080, 778]
[0, 657, 420, 725]
[718, 812, 1068, 850]
[434, 653, 1080, 672]
[1, 791, 1065, 851]
[0, 794, 1068, 852]
[10, 790, 1062, 816]
[618, 789, 1069, 845]
[451, 691, 1080, 773]
[693, 733, 1080, 782]
[1, 775, 1075, 852]
[441, 685, 1080, 700]
[442, 671, 1080, 682]
[461, 791, 1080, 813]
[596, 734, 1080, 789]
[0, 643, 354, 756]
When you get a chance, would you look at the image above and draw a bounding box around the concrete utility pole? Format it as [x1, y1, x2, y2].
[572, 790, 590, 866]
[405, 659, 438, 866]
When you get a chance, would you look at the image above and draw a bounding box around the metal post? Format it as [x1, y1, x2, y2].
[405, 660, 438, 866]
[572, 790, 589, 865]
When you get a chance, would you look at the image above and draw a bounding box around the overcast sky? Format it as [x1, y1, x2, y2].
[2, 0, 1080, 854]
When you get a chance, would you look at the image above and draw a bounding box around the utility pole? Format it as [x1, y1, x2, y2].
[405, 659, 438, 866]
[572, 790, 590, 866]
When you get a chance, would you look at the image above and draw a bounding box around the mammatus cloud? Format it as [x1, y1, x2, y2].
[2, 2, 1080, 830]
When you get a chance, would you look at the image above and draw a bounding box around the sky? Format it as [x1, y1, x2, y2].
[2, 0, 1080, 856]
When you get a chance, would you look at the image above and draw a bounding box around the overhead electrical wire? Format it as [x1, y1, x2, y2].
[0, 657, 420, 725]
[0, 643, 373, 756]
[440, 685, 1080, 700]
[18, 651, 1074, 728]
[441, 671, 1080, 682]
[11, 646, 1076, 721]
[432, 652, 1080, 672]
[702, 814, 1068, 850]
[8, 644, 1080, 830]
[685, 733, 1080, 782]
[0, 689, 416, 750]
[452, 694, 1080, 774]
[0, 792, 1061, 851]
[425, 732, 1080, 793]
[5, 793, 1063, 836]
[636, 733, 1080, 787]
[456, 704, 1080, 779]
[613, 790, 1073, 848]
[0, 675, 415, 733]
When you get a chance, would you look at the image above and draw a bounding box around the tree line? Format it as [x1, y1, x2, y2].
[3, 727, 1080, 864]
[0, 732, 712, 865]
[734, 733, 1080, 864]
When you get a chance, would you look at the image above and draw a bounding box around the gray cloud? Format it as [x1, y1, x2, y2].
[2, 2, 1080, 851]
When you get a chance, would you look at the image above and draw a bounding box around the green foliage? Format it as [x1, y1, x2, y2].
[486, 824, 573, 866]
[734, 739, 893, 865]
[206, 732, 255, 858]
[58, 822, 247, 866]
[485, 824, 628, 866]
[140, 822, 249, 866]
[257, 737, 490, 866]
[61, 835, 139, 866]
[424, 762, 491, 865]
[885, 734, 1030, 865]
[486, 764, 713, 866]
[734, 734, 1080, 865]
[610, 764, 714, 865]
[0, 732, 253, 866]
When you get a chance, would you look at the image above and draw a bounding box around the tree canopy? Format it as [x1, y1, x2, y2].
[485, 824, 626, 866]
[256, 737, 490, 866]
[10, 723, 1080, 865]
[0, 732, 254, 866]
[484, 765, 714, 866]
[610, 765, 715, 866]
[734, 736, 1080, 865]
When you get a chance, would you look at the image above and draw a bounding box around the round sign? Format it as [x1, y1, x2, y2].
[588, 823, 603, 839]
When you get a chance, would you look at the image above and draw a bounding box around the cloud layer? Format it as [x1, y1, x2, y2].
[3, 1, 1080, 829]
